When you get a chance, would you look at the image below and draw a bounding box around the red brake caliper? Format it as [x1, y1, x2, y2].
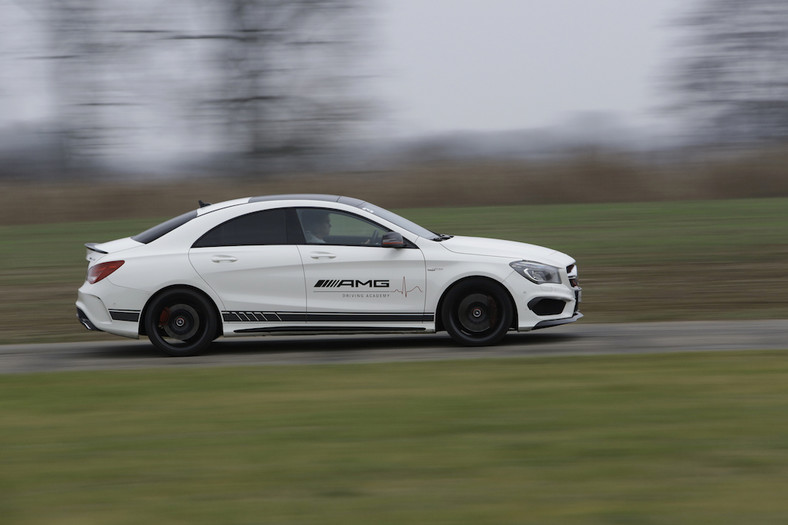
[158, 307, 170, 329]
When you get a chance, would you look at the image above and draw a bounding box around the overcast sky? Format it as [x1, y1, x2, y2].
[373, 0, 688, 136]
[0, 0, 690, 141]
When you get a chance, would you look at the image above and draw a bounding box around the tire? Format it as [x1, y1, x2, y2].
[441, 279, 513, 346]
[144, 288, 218, 357]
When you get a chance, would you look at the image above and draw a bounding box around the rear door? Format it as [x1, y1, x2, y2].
[188, 208, 306, 320]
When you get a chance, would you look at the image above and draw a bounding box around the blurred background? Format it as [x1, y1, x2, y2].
[1, 0, 787, 221]
[4, 6, 788, 521]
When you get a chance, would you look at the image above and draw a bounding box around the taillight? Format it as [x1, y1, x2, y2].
[88, 260, 124, 284]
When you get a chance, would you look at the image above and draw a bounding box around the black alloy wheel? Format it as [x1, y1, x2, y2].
[441, 279, 513, 346]
[144, 289, 217, 357]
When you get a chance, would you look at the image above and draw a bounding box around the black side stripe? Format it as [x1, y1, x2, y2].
[308, 312, 432, 322]
[223, 312, 306, 323]
[222, 311, 434, 323]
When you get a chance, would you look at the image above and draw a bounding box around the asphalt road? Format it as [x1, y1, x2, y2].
[1, 320, 786, 375]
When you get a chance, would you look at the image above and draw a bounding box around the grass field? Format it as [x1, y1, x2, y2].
[1, 198, 787, 345]
[3, 352, 788, 524]
[2, 197, 788, 523]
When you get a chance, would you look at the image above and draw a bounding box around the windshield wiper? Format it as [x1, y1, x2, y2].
[433, 233, 454, 241]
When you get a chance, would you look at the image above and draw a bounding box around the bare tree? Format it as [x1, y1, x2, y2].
[21, 0, 368, 175]
[670, 0, 788, 144]
[203, 0, 367, 164]
[44, 0, 134, 168]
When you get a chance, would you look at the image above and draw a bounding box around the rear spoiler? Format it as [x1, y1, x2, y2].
[85, 243, 108, 254]
[85, 243, 108, 262]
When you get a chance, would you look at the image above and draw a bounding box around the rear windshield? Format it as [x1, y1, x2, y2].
[131, 210, 198, 244]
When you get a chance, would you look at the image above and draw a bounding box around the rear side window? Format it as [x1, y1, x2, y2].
[132, 210, 198, 244]
[192, 209, 287, 247]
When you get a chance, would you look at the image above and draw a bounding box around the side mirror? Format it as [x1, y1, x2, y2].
[381, 231, 406, 248]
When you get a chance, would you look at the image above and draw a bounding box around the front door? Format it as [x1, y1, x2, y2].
[295, 208, 427, 325]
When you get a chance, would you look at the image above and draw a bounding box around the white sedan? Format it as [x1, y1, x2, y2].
[77, 195, 582, 356]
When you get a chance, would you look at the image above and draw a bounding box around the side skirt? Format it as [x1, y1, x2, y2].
[233, 326, 430, 334]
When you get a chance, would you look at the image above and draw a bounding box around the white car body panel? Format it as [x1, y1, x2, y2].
[189, 245, 306, 314]
[76, 195, 582, 352]
[440, 236, 564, 263]
[299, 245, 426, 314]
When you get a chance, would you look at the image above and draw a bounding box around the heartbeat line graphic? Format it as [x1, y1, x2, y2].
[391, 276, 423, 297]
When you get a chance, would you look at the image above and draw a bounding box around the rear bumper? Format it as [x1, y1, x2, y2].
[76, 287, 140, 339]
[77, 308, 102, 332]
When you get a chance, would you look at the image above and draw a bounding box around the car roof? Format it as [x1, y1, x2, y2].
[194, 194, 369, 218]
[249, 193, 340, 203]
[248, 194, 366, 207]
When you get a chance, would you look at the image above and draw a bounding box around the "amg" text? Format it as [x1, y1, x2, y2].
[314, 279, 390, 288]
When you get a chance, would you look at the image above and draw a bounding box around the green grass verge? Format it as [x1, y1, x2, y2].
[1, 198, 787, 344]
[2, 352, 788, 524]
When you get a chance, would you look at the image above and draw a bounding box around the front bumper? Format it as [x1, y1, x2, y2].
[532, 312, 583, 330]
[505, 267, 582, 331]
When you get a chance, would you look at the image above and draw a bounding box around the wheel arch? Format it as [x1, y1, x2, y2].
[434, 276, 518, 333]
[139, 284, 223, 338]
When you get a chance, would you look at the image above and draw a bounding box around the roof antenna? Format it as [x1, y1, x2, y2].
[198, 200, 211, 208]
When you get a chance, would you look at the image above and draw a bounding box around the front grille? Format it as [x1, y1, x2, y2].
[567, 264, 581, 313]
[567, 264, 579, 287]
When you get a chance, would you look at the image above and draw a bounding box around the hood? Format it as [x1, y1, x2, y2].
[440, 235, 574, 267]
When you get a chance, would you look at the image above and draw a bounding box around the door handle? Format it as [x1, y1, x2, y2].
[310, 252, 336, 259]
[211, 255, 238, 263]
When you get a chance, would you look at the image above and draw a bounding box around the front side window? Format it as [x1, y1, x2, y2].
[296, 208, 390, 246]
[192, 209, 287, 247]
[341, 199, 438, 240]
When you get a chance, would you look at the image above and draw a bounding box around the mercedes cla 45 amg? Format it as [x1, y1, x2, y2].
[77, 194, 582, 356]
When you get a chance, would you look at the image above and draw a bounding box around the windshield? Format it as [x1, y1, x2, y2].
[352, 201, 438, 240]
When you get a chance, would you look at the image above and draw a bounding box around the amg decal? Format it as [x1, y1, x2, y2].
[391, 276, 424, 297]
[314, 279, 390, 289]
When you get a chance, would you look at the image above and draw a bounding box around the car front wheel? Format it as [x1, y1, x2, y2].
[441, 279, 513, 346]
[144, 289, 218, 357]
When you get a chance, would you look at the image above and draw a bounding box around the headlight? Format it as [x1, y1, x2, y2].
[509, 260, 562, 284]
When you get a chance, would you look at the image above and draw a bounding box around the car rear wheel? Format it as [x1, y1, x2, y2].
[442, 279, 513, 346]
[144, 289, 217, 357]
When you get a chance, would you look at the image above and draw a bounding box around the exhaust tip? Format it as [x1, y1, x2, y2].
[76, 308, 101, 332]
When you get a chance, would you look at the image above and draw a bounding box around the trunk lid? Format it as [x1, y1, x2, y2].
[85, 237, 142, 262]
